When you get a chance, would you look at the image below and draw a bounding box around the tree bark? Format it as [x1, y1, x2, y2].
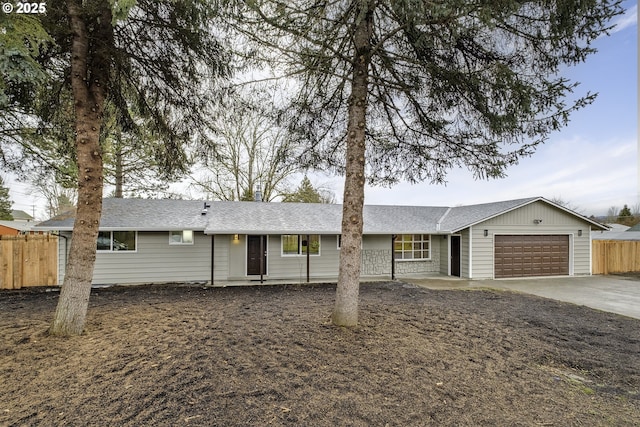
[331, 1, 373, 327]
[50, 0, 112, 336]
[115, 132, 124, 198]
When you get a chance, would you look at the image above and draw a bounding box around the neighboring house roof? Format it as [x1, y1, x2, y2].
[11, 210, 34, 222]
[628, 223, 640, 232]
[591, 222, 640, 240]
[592, 231, 640, 241]
[606, 223, 631, 232]
[35, 196, 608, 234]
[0, 220, 33, 232]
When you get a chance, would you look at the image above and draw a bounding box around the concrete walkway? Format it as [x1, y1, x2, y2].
[403, 275, 640, 320]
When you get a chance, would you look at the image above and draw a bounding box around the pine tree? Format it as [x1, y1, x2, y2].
[617, 204, 633, 225]
[241, 0, 623, 326]
[0, 0, 230, 336]
[283, 176, 324, 203]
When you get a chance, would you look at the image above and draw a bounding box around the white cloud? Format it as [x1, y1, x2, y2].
[347, 135, 638, 216]
[611, 4, 637, 34]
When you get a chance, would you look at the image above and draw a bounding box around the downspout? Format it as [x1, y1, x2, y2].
[306, 234, 310, 283]
[259, 235, 264, 284]
[468, 226, 473, 279]
[391, 235, 396, 280]
[54, 232, 68, 286]
[210, 235, 214, 286]
[592, 226, 593, 276]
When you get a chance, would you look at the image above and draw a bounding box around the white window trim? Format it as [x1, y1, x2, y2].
[97, 231, 138, 253]
[281, 234, 321, 257]
[169, 230, 194, 245]
[394, 234, 432, 261]
[336, 234, 362, 250]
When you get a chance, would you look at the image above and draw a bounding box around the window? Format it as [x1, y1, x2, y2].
[394, 234, 430, 260]
[336, 235, 362, 250]
[170, 230, 194, 245]
[281, 234, 320, 256]
[97, 231, 136, 252]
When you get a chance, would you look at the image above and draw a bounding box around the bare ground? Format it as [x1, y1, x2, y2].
[1, 281, 639, 426]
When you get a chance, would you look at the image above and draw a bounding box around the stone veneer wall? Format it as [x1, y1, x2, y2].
[361, 249, 440, 276]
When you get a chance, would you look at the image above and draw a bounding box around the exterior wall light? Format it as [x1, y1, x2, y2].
[484, 229, 488, 237]
[233, 234, 239, 241]
[533, 219, 543, 224]
[578, 230, 582, 237]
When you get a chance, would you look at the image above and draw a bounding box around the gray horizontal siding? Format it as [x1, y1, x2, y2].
[439, 236, 449, 275]
[460, 229, 470, 278]
[212, 235, 230, 281]
[267, 235, 340, 280]
[91, 231, 212, 285]
[471, 201, 593, 279]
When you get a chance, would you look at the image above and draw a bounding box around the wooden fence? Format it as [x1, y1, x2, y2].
[0, 234, 58, 289]
[592, 240, 640, 275]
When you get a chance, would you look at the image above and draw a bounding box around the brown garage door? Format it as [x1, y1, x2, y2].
[494, 235, 569, 278]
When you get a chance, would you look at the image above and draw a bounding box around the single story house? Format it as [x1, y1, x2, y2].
[11, 209, 34, 222]
[0, 220, 35, 236]
[34, 196, 607, 286]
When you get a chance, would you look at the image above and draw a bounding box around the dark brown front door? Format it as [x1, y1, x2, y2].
[494, 235, 569, 278]
[451, 236, 461, 277]
[247, 235, 267, 275]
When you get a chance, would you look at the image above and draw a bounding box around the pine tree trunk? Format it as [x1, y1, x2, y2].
[50, 0, 112, 336]
[115, 140, 123, 198]
[332, 2, 373, 327]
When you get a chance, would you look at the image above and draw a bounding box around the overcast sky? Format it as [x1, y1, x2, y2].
[5, 2, 638, 219]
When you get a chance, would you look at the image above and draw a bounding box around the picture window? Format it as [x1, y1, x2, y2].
[97, 231, 137, 252]
[281, 234, 320, 256]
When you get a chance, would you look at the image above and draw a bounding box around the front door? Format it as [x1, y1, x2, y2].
[247, 235, 267, 276]
[451, 236, 461, 277]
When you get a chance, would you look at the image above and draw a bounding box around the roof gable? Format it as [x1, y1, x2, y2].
[440, 197, 539, 232]
[442, 197, 607, 232]
[10, 210, 33, 221]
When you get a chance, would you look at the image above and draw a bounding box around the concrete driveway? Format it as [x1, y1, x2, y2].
[404, 275, 640, 320]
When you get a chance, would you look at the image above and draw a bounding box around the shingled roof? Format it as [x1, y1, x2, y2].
[35, 196, 606, 234]
[36, 199, 211, 231]
[203, 202, 450, 235]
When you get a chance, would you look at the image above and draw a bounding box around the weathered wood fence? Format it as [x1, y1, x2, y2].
[592, 240, 640, 275]
[0, 234, 58, 289]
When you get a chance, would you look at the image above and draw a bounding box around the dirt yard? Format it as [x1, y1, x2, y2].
[1, 281, 639, 426]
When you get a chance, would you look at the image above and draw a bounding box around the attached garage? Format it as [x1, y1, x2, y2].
[494, 235, 569, 278]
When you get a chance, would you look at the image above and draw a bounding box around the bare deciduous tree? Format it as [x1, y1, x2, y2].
[28, 171, 77, 217]
[192, 105, 299, 201]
